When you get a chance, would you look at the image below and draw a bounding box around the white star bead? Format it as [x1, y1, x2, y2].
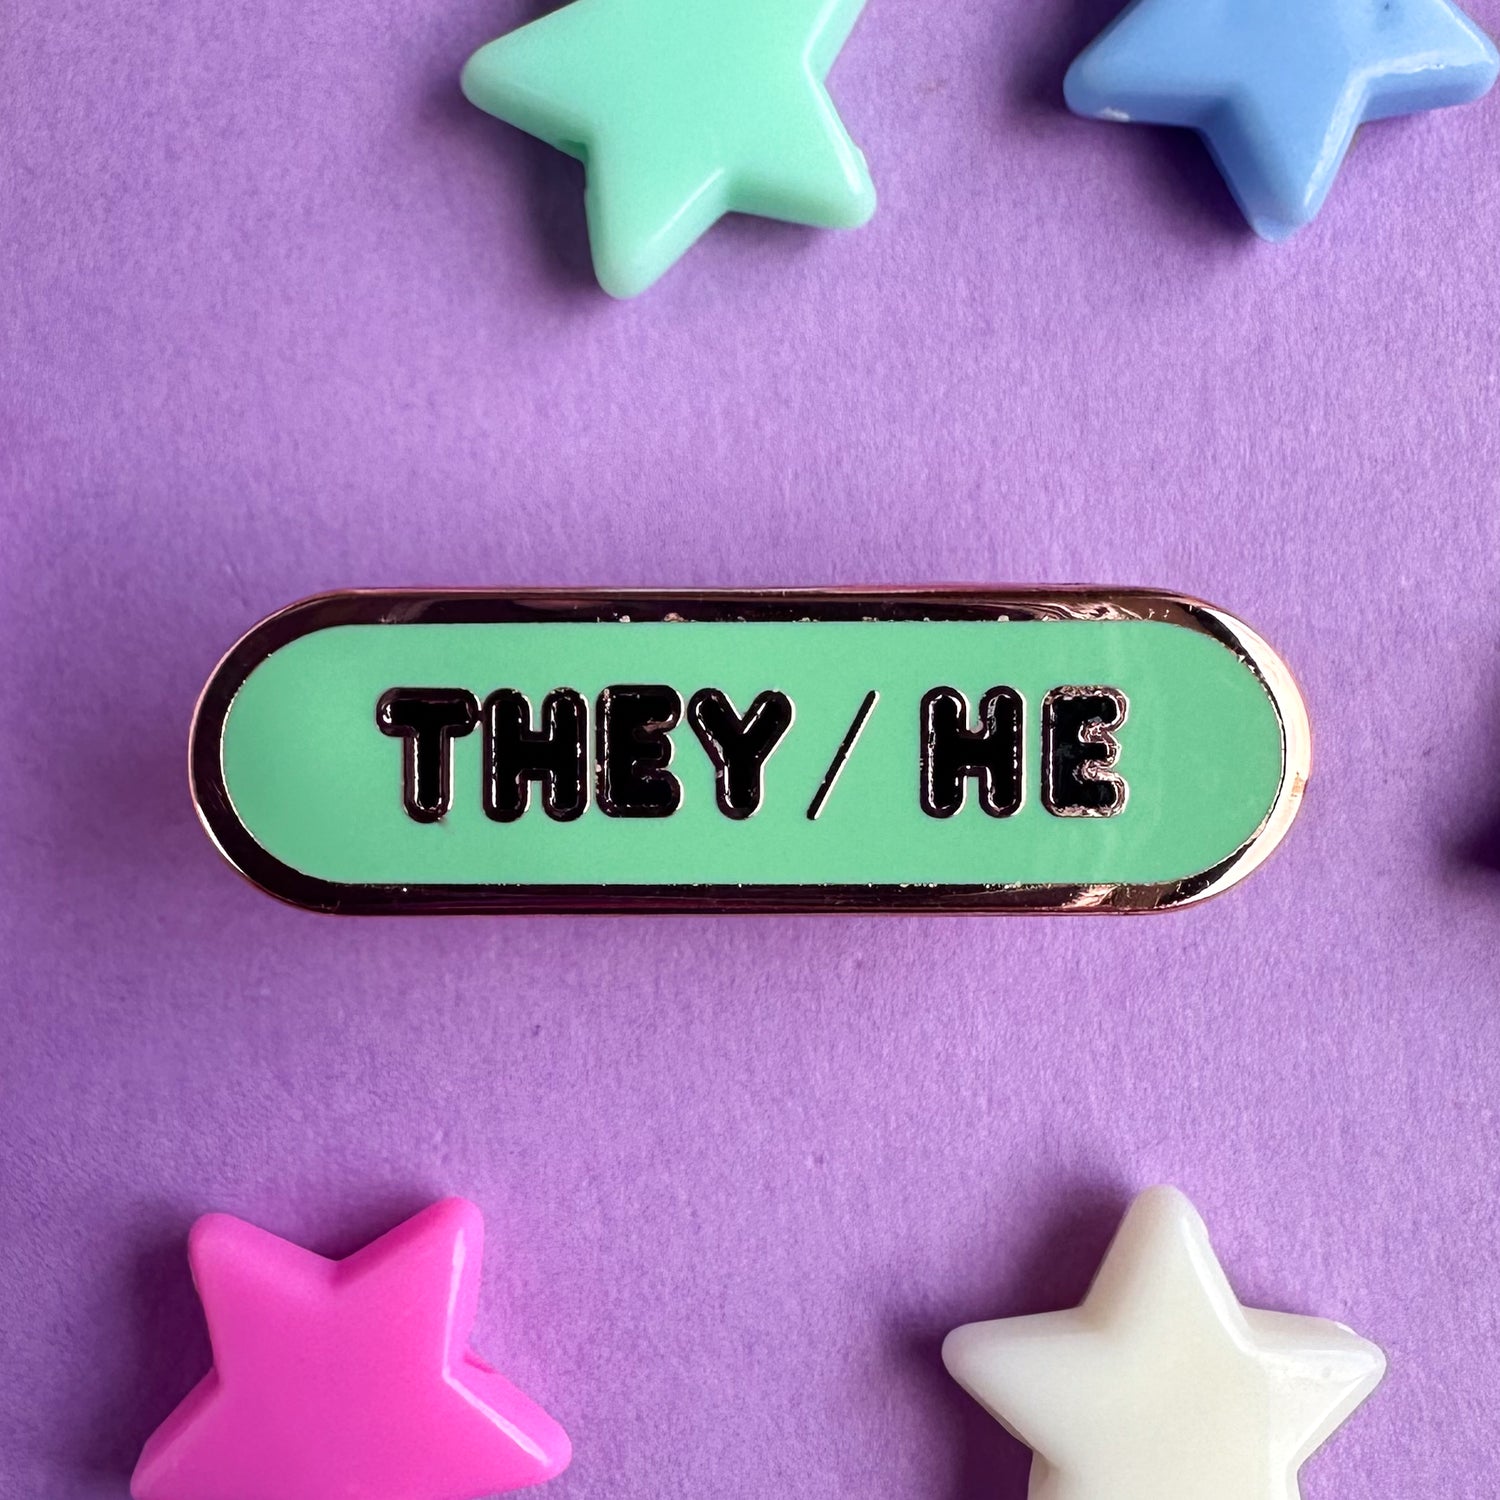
[943, 1186, 1385, 1500]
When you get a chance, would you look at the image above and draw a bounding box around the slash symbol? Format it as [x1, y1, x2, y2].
[806, 691, 879, 821]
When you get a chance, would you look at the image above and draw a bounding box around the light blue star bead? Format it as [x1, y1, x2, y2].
[1064, 0, 1500, 240]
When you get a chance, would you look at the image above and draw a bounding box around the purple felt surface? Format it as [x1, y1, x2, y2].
[3, 0, 1499, 1495]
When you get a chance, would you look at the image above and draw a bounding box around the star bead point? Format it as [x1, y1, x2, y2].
[1064, 0, 1500, 239]
[944, 1186, 1385, 1500]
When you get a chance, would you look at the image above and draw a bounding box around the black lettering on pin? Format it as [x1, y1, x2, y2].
[597, 684, 682, 818]
[919, 686, 1023, 819]
[1042, 686, 1129, 817]
[483, 688, 588, 823]
[376, 688, 480, 823]
[686, 689, 794, 819]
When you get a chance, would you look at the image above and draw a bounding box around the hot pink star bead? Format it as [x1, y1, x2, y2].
[131, 1197, 571, 1500]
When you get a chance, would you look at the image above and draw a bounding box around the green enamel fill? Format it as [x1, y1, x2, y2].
[219, 619, 1286, 888]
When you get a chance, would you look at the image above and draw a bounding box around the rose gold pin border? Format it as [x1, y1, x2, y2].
[188, 587, 1310, 916]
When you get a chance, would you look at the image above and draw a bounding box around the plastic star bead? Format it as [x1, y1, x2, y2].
[461, 0, 876, 296]
[131, 1198, 570, 1500]
[943, 1187, 1386, 1500]
[1065, 0, 1499, 239]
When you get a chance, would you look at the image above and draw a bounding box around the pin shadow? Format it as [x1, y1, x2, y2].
[1455, 688, 1500, 876]
[427, 70, 597, 293]
[80, 1217, 212, 1481]
[441, 0, 598, 292]
[1004, 0, 1125, 117]
[1458, 812, 1500, 875]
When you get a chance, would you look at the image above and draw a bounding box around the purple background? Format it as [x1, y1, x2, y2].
[4, 0, 1499, 1494]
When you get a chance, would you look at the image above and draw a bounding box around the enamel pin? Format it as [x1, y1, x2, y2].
[189, 588, 1309, 914]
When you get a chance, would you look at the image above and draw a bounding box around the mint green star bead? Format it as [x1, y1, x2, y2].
[460, 0, 877, 298]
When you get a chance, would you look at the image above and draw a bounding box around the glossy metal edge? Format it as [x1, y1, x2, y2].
[188, 587, 1311, 915]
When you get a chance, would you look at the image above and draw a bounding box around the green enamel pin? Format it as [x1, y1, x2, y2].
[189, 588, 1309, 914]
